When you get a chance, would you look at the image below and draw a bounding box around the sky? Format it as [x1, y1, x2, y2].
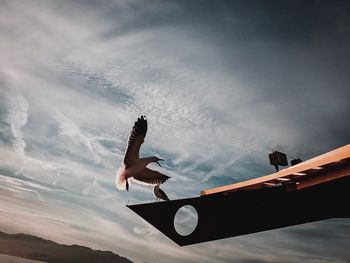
[0, 0, 350, 262]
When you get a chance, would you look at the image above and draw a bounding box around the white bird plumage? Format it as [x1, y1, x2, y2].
[116, 115, 170, 191]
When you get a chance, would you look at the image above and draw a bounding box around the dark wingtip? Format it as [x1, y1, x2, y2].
[133, 115, 147, 136]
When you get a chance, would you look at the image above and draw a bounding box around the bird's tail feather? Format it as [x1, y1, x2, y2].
[115, 167, 127, 190]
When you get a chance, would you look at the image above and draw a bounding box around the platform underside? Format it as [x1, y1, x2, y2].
[128, 173, 350, 246]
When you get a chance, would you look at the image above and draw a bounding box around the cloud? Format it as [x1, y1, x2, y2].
[0, 71, 29, 172]
[0, 1, 349, 263]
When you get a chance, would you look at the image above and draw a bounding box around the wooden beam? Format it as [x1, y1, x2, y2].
[201, 144, 350, 196]
[263, 182, 278, 187]
[292, 163, 350, 191]
[276, 177, 290, 182]
[292, 172, 306, 176]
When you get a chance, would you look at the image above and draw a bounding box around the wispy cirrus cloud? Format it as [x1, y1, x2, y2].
[0, 1, 349, 263]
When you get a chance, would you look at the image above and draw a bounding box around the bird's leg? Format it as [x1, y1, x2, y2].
[126, 180, 129, 191]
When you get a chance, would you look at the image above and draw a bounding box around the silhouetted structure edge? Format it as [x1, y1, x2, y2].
[128, 145, 350, 246]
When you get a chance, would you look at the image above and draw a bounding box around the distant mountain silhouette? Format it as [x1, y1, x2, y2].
[0, 231, 133, 263]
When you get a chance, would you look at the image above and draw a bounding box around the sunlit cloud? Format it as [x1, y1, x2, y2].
[0, 1, 349, 263]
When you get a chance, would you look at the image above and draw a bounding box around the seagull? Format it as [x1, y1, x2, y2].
[116, 115, 170, 191]
[153, 185, 170, 202]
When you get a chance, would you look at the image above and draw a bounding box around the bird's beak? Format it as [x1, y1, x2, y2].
[156, 159, 164, 167]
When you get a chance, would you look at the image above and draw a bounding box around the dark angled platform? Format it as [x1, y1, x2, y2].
[128, 145, 350, 246]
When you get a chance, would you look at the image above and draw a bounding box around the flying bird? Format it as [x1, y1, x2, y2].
[153, 185, 170, 202]
[116, 115, 170, 191]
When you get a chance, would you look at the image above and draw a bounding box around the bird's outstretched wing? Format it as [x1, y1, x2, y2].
[123, 115, 147, 166]
[133, 168, 170, 185]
